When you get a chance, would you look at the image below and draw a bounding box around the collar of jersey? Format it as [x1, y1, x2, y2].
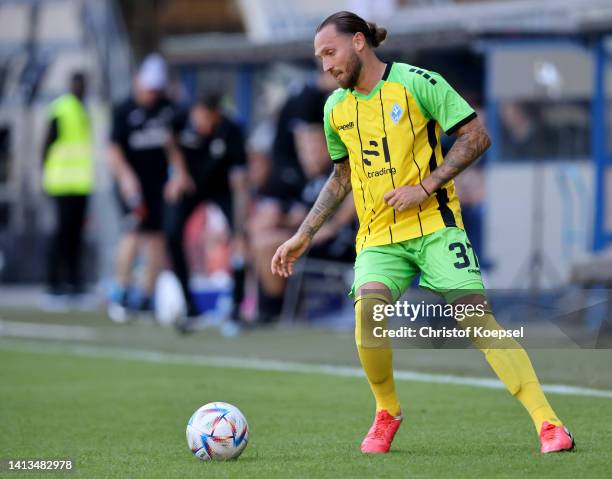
[350, 62, 393, 101]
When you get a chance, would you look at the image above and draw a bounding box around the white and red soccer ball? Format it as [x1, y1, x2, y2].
[186, 402, 249, 461]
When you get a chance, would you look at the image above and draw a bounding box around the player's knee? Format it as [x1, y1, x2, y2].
[354, 293, 391, 349]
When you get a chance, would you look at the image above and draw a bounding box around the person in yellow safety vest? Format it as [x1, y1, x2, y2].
[42, 71, 92, 302]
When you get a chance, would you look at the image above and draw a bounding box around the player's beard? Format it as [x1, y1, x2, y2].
[337, 51, 362, 90]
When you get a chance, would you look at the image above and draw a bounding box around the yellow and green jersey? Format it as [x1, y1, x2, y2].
[324, 62, 476, 253]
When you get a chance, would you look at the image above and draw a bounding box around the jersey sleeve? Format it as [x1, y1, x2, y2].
[323, 92, 348, 162]
[409, 70, 476, 135]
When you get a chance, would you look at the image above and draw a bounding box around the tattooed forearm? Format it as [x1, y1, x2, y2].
[424, 118, 491, 192]
[298, 160, 352, 240]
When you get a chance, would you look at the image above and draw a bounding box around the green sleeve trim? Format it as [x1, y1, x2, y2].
[324, 89, 349, 161]
[388, 63, 475, 134]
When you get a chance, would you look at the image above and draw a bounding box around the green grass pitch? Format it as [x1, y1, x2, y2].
[1, 344, 612, 478]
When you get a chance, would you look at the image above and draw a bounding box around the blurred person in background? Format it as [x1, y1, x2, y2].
[107, 54, 191, 321]
[164, 93, 248, 335]
[261, 70, 337, 205]
[249, 70, 337, 322]
[42, 71, 92, 307]
[245, 122, 274, 194]
[499, 101, 550, 160]
[250, 121, 356, 325]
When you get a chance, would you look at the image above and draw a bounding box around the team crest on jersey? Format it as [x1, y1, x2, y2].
[390, 103, 403, 124]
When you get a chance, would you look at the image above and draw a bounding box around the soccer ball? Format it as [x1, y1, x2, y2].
[186, 402, 249, 461]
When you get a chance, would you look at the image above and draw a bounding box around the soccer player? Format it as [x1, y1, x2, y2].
[271, 11, 575, 454]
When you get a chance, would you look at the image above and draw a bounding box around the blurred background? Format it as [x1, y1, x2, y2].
[0, 0, 612, 331]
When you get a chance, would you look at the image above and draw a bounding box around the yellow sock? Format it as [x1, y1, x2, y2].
[459, 310, 561, 430]
[516, 382, 561, 429]
[355, 294, 401, 417]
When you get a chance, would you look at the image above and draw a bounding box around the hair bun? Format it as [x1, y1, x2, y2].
[366, 21, 387, 48]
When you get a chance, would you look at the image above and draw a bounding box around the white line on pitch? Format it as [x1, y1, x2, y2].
[0, 320, 97, 341]
[1, 338, 612, 399]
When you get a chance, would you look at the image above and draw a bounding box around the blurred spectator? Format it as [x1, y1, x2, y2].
[249, 72, 354, 323]
[42, 71, 92, 304]
[246, 121, 274, 193]
[165, 92, 248, 334]
[500, 100, 589, 161]
[107, 54, 191, 321]
[260, 71, 337, 206]
[499, 102, 549, 160]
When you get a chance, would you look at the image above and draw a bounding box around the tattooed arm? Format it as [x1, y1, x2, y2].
[298, 160, 352, 240]
[271, 159, 352, 277]
[384, 117, 490, 212]
[421, 117, 491, 194]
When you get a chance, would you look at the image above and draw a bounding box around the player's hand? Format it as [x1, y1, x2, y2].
[383, 184, 429, 212]
[271, 233, 311, 278]
[119, 173, 141, 201]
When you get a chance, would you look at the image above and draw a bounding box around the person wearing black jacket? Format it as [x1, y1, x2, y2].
[107, 54, 191, 321]
[165, 93, 248, 335]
